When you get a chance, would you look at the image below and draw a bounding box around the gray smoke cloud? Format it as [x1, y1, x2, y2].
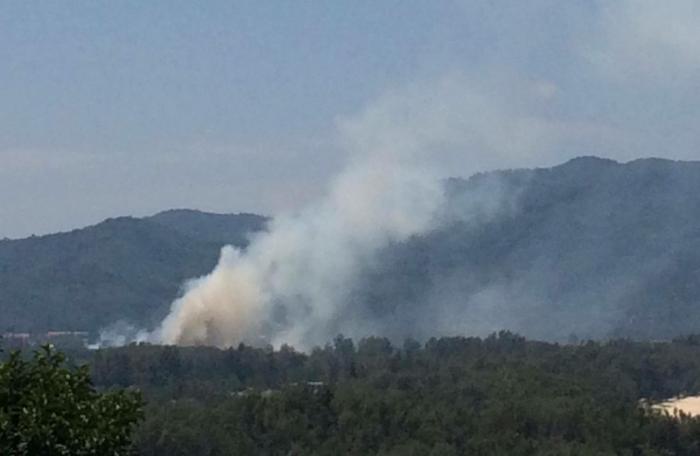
[83, 73, 560, 350]
[152, 159, 444, 349]
[98, 71, 678, 350]
[146, 73, 557, 349]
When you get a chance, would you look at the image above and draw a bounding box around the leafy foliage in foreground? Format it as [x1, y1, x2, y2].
[0, 346, 143, 456]
[90, 333, 700, 455]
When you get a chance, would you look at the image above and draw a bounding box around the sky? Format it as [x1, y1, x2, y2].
[1, 0, 699, 238]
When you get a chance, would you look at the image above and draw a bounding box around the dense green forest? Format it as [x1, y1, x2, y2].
[50, 333, 700, 454]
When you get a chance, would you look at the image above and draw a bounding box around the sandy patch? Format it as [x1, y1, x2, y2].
[654, 396, 700, 417]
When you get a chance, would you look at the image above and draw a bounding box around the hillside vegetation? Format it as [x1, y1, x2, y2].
[0, 211, 267, 333]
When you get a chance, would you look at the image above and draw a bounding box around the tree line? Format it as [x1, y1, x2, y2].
[82, 332, 700, 455]
[7, 332, 700, 454]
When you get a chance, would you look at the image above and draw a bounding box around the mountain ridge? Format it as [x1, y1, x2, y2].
[3, 156, 700, 341]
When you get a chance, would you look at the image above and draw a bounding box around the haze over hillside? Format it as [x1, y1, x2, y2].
[2, 157, 700, 344]
[355, 156, 700, 342]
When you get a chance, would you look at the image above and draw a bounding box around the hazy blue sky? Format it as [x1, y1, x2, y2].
[2, 1, 699, 238]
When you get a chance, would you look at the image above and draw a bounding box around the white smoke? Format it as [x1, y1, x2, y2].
[145, 73, 559, 349]
[92, 321, 151, 349]
[151, 154, 444, 349]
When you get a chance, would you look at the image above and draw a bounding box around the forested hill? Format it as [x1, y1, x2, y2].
[355, 156, 700, 343]
[4, 157, 700, 341]
[0, 211, 268, 333]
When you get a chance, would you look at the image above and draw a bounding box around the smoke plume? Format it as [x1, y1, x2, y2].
[152, 158, 444, 349]
[147, 74, 536, 349]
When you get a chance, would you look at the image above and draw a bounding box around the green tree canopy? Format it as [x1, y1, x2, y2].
[0, 346, 143, 456]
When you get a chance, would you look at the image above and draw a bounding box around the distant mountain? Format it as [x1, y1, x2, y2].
[4, 157, 700, 343]
[349, 157, 700, 342]
[0, 211, 267, 334]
